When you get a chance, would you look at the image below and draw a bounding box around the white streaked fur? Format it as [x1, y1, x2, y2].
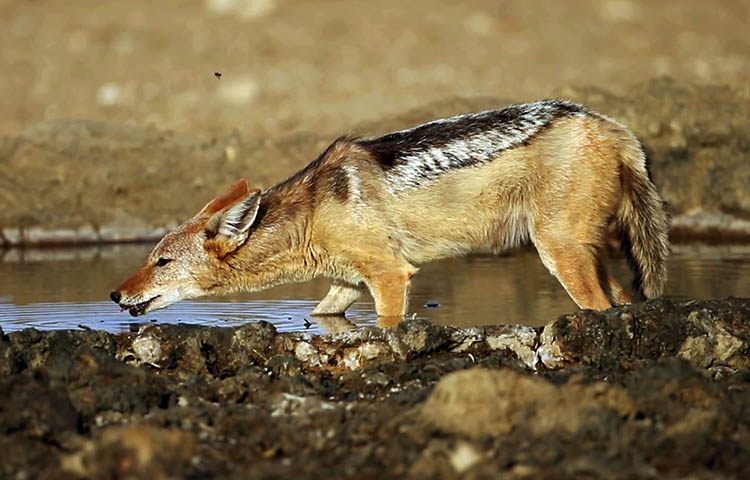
[385, 101, 586, 193]
[342, 164, 363, 204]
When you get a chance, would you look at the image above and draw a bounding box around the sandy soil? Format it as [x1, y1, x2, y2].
[1, 0, 749, 244]
[1, 0, 748, 138]
[2, 78, 748, 246]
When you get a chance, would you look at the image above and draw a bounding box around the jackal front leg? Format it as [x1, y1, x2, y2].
[365, 270, 413, 326]
[312, 280, 365, 316]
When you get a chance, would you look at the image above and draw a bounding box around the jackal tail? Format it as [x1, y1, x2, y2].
[616, 137, 670, 299]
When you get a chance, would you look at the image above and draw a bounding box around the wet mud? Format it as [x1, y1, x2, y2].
[2, 297, 749, 479]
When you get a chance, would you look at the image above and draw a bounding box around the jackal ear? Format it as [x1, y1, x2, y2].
[205, 189, 262, 240]
[199, 179, 250, 217]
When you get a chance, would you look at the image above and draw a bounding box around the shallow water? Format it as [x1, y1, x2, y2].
[1, 243, 748, 335]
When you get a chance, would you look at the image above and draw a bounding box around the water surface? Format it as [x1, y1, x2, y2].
[1, 243, 748, 335]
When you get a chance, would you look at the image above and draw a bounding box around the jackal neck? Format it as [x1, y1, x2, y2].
[218, 174, 319, 293]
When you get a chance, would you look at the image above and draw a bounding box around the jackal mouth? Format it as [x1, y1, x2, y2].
[120, 296, 160, 317]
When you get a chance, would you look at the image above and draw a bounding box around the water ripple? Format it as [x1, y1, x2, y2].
[0, 300, 378, 334]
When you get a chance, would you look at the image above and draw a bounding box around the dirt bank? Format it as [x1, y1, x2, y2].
[2, 297, 749, 478]
[1, 78, 749, 246]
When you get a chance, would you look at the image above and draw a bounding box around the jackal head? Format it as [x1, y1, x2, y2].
[110, 179, 262, 316]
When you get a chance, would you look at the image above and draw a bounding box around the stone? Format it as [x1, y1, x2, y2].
[421, 368, 633, 438]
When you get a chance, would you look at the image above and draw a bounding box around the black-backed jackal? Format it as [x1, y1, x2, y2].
[111, 100, 670, 323]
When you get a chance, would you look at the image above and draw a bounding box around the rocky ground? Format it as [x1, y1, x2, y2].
[1, 297, 749, 479]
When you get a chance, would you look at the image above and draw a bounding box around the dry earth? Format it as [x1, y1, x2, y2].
[1, 0, 749, 245]
[1, 78, 749, 245]
[1, 0, 748, 137]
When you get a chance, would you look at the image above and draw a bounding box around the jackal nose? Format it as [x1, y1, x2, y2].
[109, 291, 121, 304]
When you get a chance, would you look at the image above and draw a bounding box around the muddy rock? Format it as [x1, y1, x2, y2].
[397, 318, 458, 356]
[1, 299, 749, 478]
[1, 79, 749, 245]
[677, 301, 750, 371]
[421, 368, 633, 437]
[484, 324, 538, 369]
[117, 321, 278, 376]
[9, 327, 117, 370]
[0, 366, 82, 478]
[228, 321, 279, 370]
[60, 425, 197, 480]
[0, 372, 80, 444]
[539, 297, 750, 373]
[418, 357, 750, 478]
[0, 325, 22, 375]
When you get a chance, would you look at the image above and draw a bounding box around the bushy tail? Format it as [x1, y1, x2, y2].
[616, 141, 670, 299]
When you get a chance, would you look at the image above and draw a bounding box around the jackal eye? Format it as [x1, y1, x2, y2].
[156, 257, 172, 267]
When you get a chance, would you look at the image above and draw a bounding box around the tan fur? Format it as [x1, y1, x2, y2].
[112, 111, 669, 323]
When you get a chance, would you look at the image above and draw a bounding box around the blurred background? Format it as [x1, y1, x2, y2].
[2, 0, 748, 138]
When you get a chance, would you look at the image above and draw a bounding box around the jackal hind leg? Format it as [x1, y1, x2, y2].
[312, 280, 365, 316]
[534, 235, 613, 311]
[600, 267, 632, 306]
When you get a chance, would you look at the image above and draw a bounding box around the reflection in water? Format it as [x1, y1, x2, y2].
[0, 299, 374, 335]
[1, 243, 749, 333]
[311, 315, 357, 334]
